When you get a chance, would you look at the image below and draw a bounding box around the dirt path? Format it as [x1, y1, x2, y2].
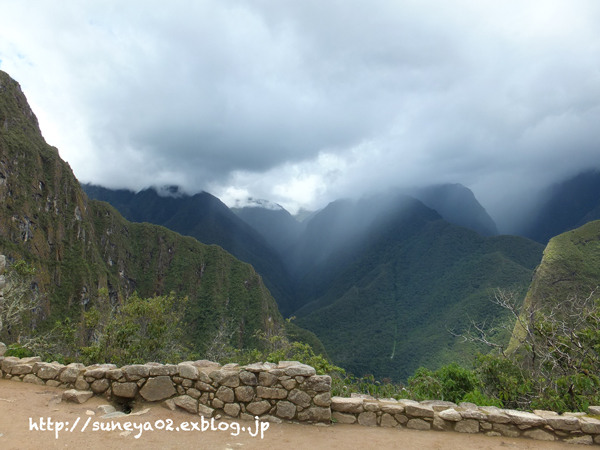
[0, 379, 578, 450]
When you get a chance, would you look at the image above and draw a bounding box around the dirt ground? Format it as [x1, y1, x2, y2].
[0, 379, 581, 450]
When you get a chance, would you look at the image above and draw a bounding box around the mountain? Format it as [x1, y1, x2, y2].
[231, 201, 304, 256]
[521, 170, 600, 244]
[294, 215, 544, 381]
[82, 184, 297, 316]
[0, 70, 291, 353]
[409, 184, 499, 237]
[519, 219, 600, 316]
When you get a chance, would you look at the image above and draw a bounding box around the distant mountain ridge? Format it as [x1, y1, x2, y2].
[82, 184, 297, 316]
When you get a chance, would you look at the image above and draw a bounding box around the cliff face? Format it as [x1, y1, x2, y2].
[0, 70, 284, 350]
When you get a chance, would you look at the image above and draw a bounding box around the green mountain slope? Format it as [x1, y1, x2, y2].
[295, 218, 544, 381]
[82, 184, 297, 316]
[0, 70, 290, 353]
[518, 219, 600, 317]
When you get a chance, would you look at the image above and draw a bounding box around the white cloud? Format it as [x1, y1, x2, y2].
[1, 0, 600, 230]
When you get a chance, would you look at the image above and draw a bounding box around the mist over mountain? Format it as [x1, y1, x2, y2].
[231, 202, 304, 257]
[82, 183, 297, 316]
[409, 184, 499, 237]
[518, 170, 600, 244]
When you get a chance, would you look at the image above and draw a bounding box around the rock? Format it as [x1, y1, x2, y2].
[216, 386, 235, 403]
[59, 366, 83, 383]
[331, 397, 364, 414]
[162, 398, 177, 411]
[212, 398, 224, 409]
[459, 409, 487, 420]
[223, 403, 240, 417]
[23, 374, 45, 385]
[504, 410, 546, 427]
[239, 371, 257, 386]
[405, 403, 434, 418]
[276, 401, 296, 420]
[258, 372, 278, 387]
[122, 365, 150, 381]
[256, 386, 287, 399]
[105, 369, 124, 381]
[46, 380, 61, 387]
[546, 415, 581, 431]
[198, 404, 214, 417]
[358, 411, 377, 427]
[62, 390, 94, 404]
[112, 382, 138, 398]
[11, 364, 33, 375]
[458, 402, 478, 409]
[284, 364, 316, 377]
[181, 379, 193, 388]
[139, 376, 176, 402]
[288, 389, 312, 408]
[75, 377, 89, 391]
[381, 413, 398, 428]
[209, 370, 240, 387]
[187, 388, 201, 399]
[493, 423, 521, 437]
[98, 405, 117, 414]
[564, 435, 593, 445]
[173, 395, 198, 413]
[581, 417, 600, 434]
[91, 379, 110, 394]
[523, 429, 555, 441]
[280, 378, 296, 390]
[363, 402, 380, 412]
[234, 386, 255, 403]
[0, 358, 20, 373]
[421, 400, 457, 411]
[433, 416, 453, 431]
[534, 410, 559, 418]
[314, 392, 331, 407]
[20, 357, 42, 364]
[195, 381, 216, 392]
[297, 407, 330, 422]
[407, 419, 431, 430]
[588, 406, 600, 416]
[332, 412, 357, 424]
[439, 408, 462, 421]
[300, 375, 332, 392]
[455, 419, 479, 433]
[246, 400, 271, 416]
[178, 364, 200, 381]
[381, 404, 405, 415]
[35, 363, 62, 380]
[395, 414, 409, 424]
[0, 343, 6, 357]
[85, 368, 109, 378]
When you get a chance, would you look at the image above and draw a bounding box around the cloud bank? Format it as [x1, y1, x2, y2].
[2, 0, 600, 231]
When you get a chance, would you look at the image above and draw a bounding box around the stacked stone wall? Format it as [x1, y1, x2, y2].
[0, 356, 331, 424]
[330, 396, 600, 445]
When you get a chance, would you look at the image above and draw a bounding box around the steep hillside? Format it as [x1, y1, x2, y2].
[294, 217, 544, 381]
[518, 219, 600, 315]
[0, 70, 288, 352]
[522, 170, 600, 243]
[82, 184, 296, 316]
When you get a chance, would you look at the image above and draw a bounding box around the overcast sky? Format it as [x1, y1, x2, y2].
[2, 0, 600, 231]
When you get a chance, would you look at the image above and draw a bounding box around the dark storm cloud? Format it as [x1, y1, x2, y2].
[2, 0, 600, 227]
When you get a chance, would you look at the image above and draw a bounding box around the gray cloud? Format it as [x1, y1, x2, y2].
[1, 0, 600, 231]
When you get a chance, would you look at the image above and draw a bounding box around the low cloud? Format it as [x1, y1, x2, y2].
[1, 0, 600, 230]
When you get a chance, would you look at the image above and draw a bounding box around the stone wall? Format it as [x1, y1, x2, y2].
[330, 396, 600, 445]
[0, 356, 331, 424]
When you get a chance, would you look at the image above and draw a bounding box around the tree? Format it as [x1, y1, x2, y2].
[455, 288, 600, 411]
[0, 259, 41, 344]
